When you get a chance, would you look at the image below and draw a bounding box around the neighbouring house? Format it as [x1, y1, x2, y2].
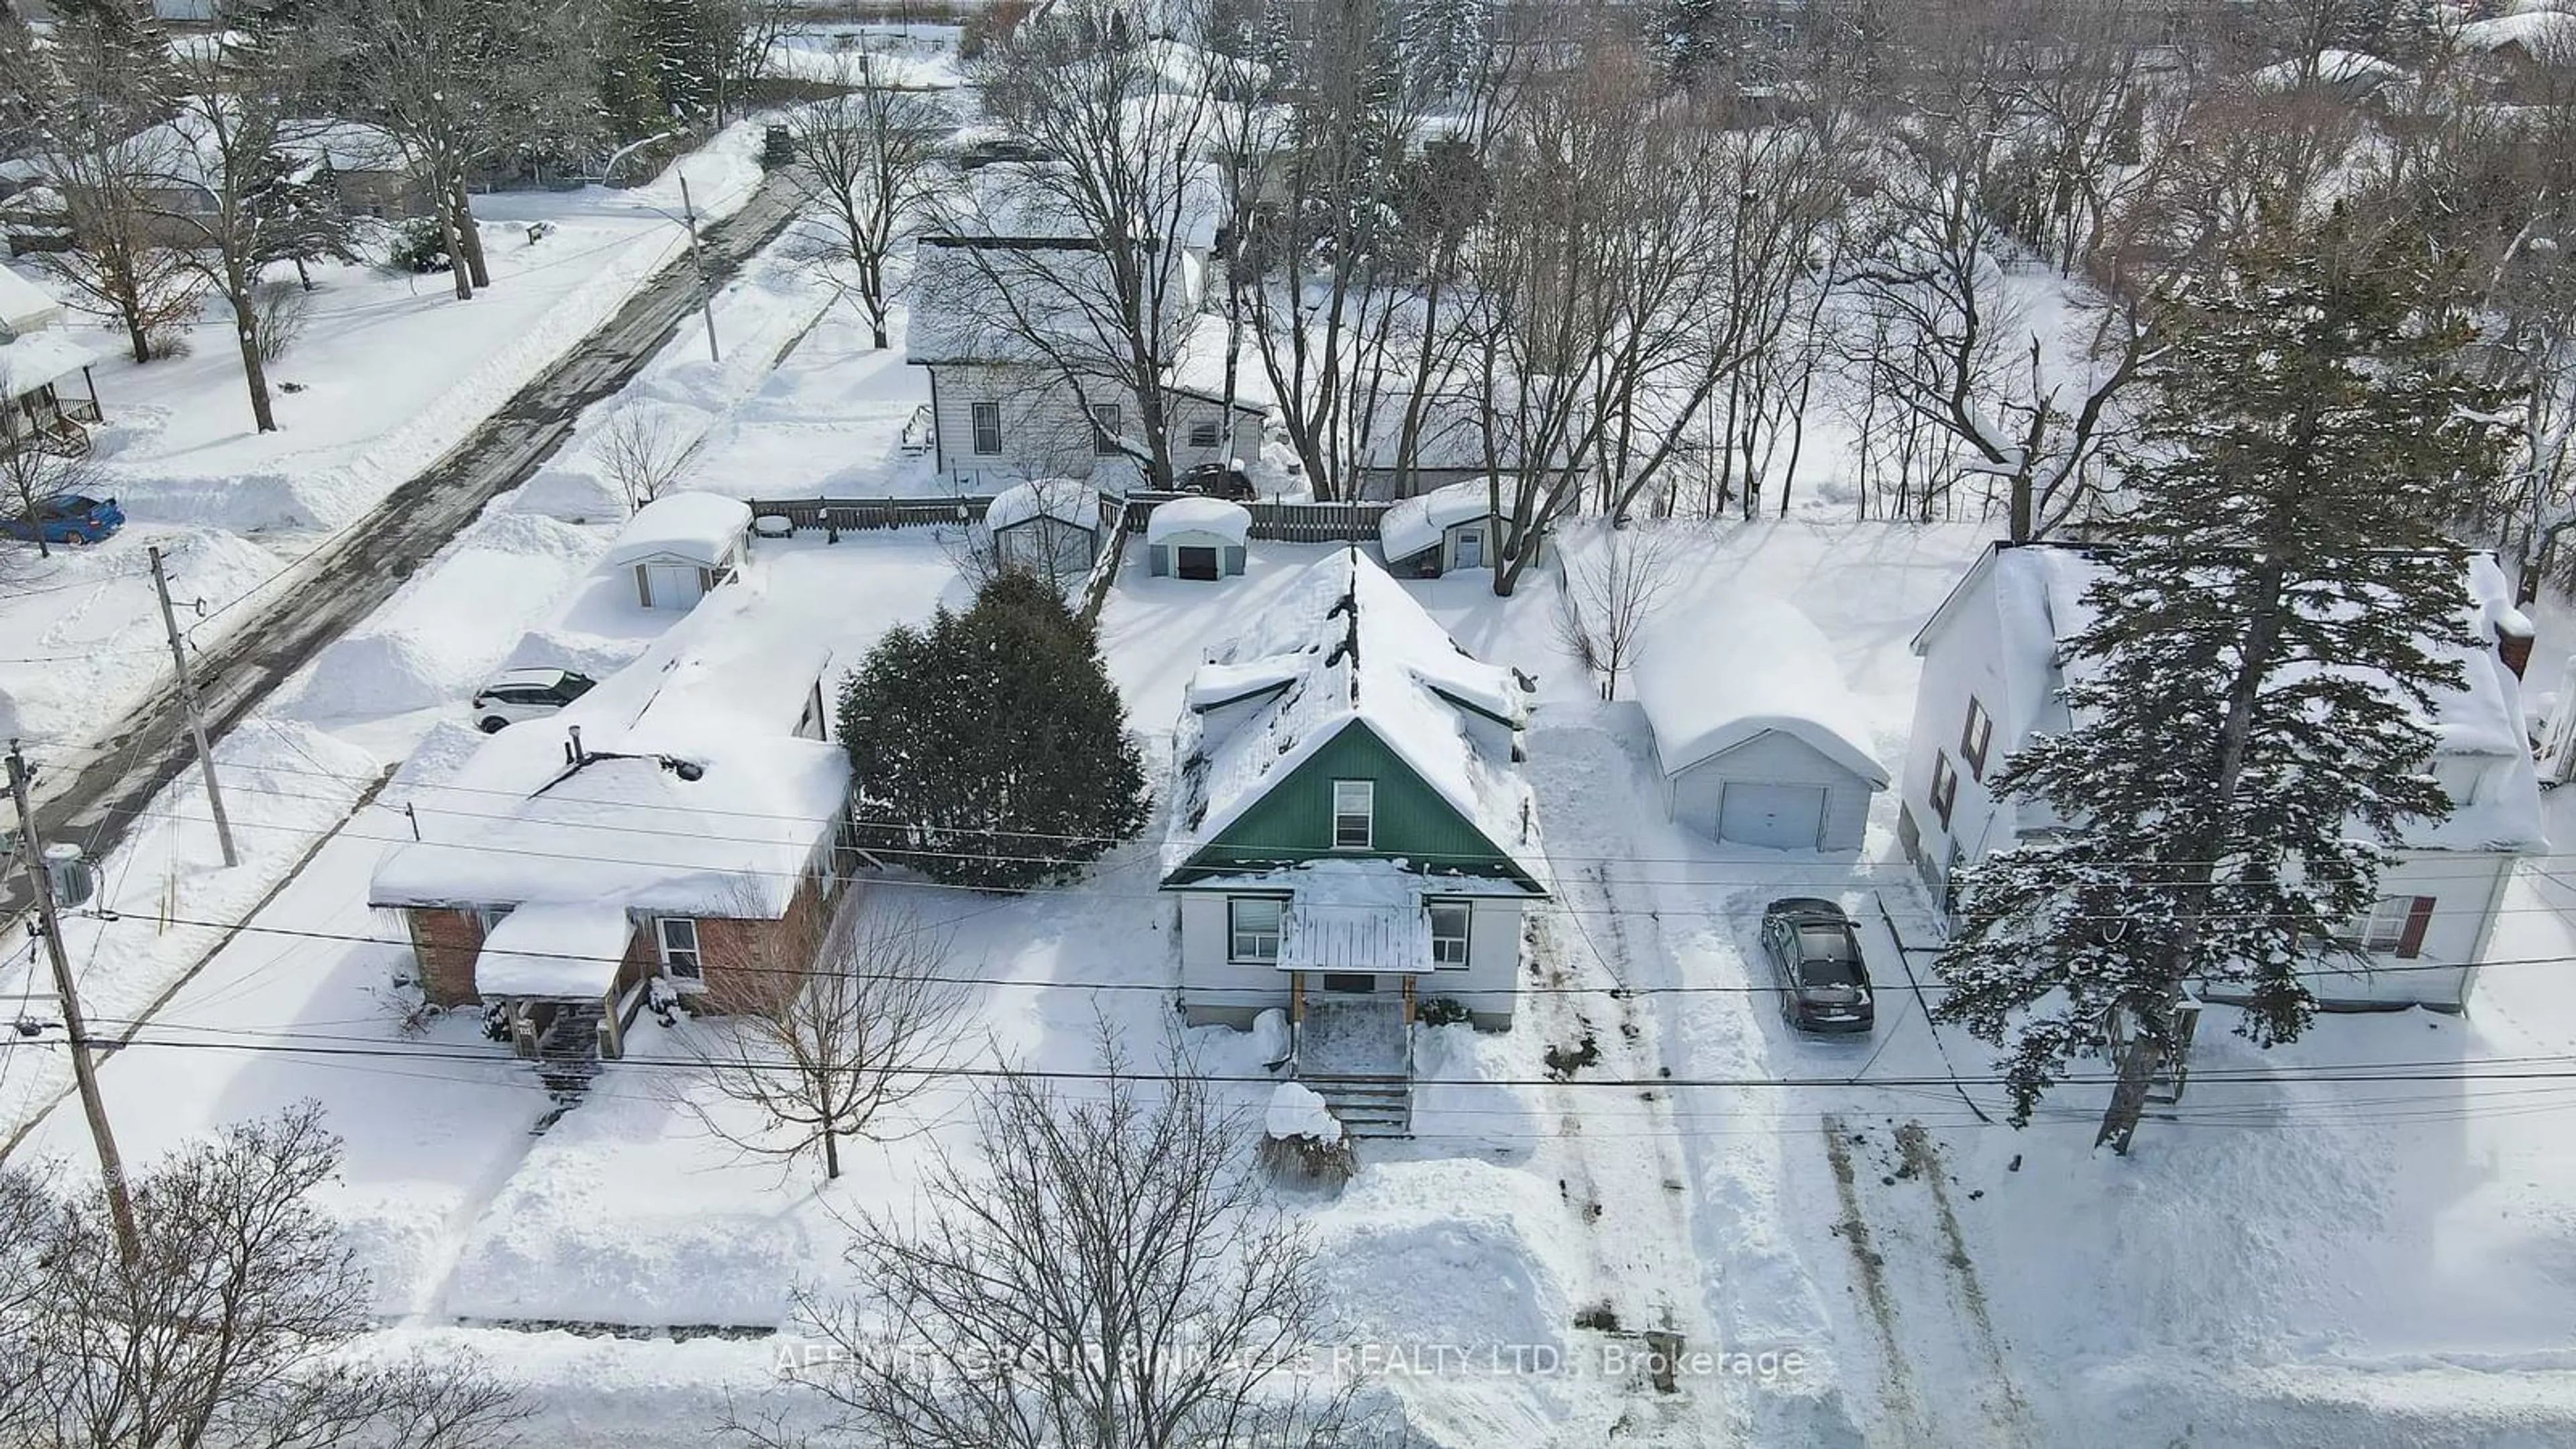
[985, 478, 1106, 578]
[1144, 495, 1250, 580]
[280, 119, 429, 221]
[1902, 541, 2545, 1012]
[606, 491, 751, 611]
[1634, 595, 1888, 851]
[1159, 551, 1548, 1130]
[0, 267, 103, 458]
[1351, 391, 1523, 500]
[907, 233, 1266, 492]
[1379, 478, 1513, 577]
[368, 583, 849, 1066]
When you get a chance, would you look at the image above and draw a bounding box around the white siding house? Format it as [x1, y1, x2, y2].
[1902, 541, 2544, 1012]
[1633, 596, 1887, 851]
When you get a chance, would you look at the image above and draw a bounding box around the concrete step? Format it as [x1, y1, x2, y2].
[1303, 1072, 1413, 1139]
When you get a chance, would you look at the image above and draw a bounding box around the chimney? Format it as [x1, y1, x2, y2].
[568, 724, 587, 765]
[2498, 614, 2536, 681]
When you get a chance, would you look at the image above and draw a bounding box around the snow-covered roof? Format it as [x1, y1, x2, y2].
[987, 478, 1097, 532]
[369, 577, 848, 917]
[2250, 48, 2404, 93]
[472, 902, 634, 999]
[279, 118, 408, 174]
[0, 329, 99, 398]
[2459, 10, 2576, 54]
[910, 234, 1197, 368]
[1379, 480, 1494, 564]
[602, 491, 751, 571]
[1167, 310, 1275, 415]
[0, 266, 60, 336]
[1146, 495, 1250, 545]
[1913, 542, 2545, 853]
[1635, 596, 1890, 788]
[1161, 551, 1546, 889]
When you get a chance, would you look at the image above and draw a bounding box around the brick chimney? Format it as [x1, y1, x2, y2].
[2498, 614, 2536, 680]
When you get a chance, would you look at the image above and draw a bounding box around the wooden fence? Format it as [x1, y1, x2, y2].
[1118, 492, 1391, 543]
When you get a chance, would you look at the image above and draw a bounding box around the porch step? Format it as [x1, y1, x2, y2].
[1301, 1072, 1413, 1140]
[534, 1002, 603, 1103]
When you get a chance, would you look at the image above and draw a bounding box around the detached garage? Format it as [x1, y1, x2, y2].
[604, 492, 751, 612]
[1145, 496, 1250, 580]
[1633, 596, 1888, 851]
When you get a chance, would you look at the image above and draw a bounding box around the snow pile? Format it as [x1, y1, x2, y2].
[510, 465, 629, 525]
[1311, 1159, 1575, 1356]
[1379, 479, 1493, 564]
[1265, 1081, 1342, 1143]
[1633, 592, 1890, 785]
[601, 490, 749, 570]
[986, 478, 1098, 533]
[1145, 494, 1250, 545]
[1250, 1006, 1291, 1066]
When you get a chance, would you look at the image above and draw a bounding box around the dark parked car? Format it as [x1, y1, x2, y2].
[957, 138, 1055, 171]
[1177, 462, 1254, 501]
[1759, 898, 1876, 1034]
[2, 494, 123, 546]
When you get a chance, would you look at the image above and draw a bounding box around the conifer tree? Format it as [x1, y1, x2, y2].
[837, 571, 1148, 892]
[1933, 219, 2516, 1135]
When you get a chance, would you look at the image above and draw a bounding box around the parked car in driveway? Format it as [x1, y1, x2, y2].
[2, 494, 123, 546]
[1759, 898, 1876, 1034]
[1177, 462, 1254, 501]
[470, 667, 596, 733]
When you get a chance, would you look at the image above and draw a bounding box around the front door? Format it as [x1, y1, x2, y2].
[1453, 527, 1484, 569]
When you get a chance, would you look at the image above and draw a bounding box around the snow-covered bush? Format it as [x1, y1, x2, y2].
[1259, 1082, 1356, 1188]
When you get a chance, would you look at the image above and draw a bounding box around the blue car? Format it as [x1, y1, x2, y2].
[3, 494, 123, 546]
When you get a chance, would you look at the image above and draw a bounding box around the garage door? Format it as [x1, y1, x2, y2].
[644, 564, 705, 610]
[1177, 545, 1220, 580]
[1717, 782, 1826, 850]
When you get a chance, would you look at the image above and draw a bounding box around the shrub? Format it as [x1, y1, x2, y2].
[251, 278, 310, 362]
[1258, 1130, 1357, 1189]
[1544, 1030, 1601, 1081]
[388, 217, 451, 274]
[1415, 996, 1471, 1027]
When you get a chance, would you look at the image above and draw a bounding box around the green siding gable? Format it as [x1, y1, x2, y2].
[1173, 718, 1534, 886]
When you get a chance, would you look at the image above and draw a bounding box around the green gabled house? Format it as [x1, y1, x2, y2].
[1159, 552, 1549, 1054]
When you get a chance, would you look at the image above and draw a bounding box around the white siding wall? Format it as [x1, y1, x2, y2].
[1441, 897, 1523, 1028]
[2204, 851, 2516, 1012]
[1900, 591, 2021, 892]
[1666, 731, 1876, 852]
[1177, 891, 1289, 1027]
[928, 363, 1260, 492]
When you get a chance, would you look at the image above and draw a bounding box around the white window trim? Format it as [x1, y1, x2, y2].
[1332, 779, 1375, 851]
[1228, 896, 1283, 964]
[657, 916, 704, 986]
[1428, 900, 1470, 967]
[2351, 896, 2420, 955]
[969, 401, 1004, 455]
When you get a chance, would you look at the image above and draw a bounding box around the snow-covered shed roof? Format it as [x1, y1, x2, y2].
[987, 478, 1098, 533]
[1161, 551, 1546, 888]
[0, 266, 61, 337]
[1146, 495, 1250, 545]
[1635, 596, 1889, 787]
[1379, 480, 1495, 564]
[602, 491, 751, 571]
[369, 580, 847, 917]
[472, 902, 635, 999]
[0, 329, 99, 398]
[1911, 542, 2545, 852]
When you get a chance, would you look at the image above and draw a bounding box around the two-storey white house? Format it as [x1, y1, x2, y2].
[1900, 541, 2544, 1012]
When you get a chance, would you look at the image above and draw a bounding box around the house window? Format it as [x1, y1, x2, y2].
[2351, 896, 2436, 959]
[1188, 419, 1221, 449]
[475, 904, 515, 934]
[1332, 780, 1375, 850]
[1090, 402, 1123, 456]
[657, 916, 704, 981]
[1930, 753, 1959, 830]
[1229, 896, 1283, 962]
[1961, 697, 1993, 779]
[1428, 901, 1470, 967]
[970, 402, 1003, 455]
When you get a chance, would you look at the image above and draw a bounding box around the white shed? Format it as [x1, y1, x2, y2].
[1145, 496, 1250, 579]
[1634, 596, 1888, 851]
[986, 478, 1102, 578]
[604, 492, 751, 611]
[1379, 479, 1505, 576]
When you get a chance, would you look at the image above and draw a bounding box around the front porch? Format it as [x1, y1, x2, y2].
[1289, 987, 1414, 1138]
[472, 904, 655, 1102]
[1, 339, 104, 458]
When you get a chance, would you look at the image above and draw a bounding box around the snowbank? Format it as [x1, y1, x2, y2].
[1266, 1081, 1342, 1142]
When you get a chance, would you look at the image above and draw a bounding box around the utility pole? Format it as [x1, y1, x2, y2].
[7, 742, 141, 1264]
[678, 172, 721, 364]
[148, 545, 237, 867]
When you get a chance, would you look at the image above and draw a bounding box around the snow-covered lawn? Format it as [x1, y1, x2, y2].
[0, 121, 774, 753]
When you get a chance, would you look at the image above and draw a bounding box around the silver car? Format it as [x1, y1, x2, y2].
[470, 667, 596, 733]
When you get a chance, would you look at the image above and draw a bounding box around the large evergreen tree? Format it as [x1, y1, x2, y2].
[1933, 221, 2517, 1132]
[837, 572, 1148, 892]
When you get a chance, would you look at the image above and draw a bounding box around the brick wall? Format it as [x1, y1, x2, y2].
[409, 908, 486, 1007]
[696, 873, 830, 1015]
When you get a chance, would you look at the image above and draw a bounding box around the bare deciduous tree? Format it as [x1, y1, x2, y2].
[1557, 523, 1680, 701]
[684, 890, 971, 1183]
[596, 406, 692, 510]
[0, 1104, 527, 1448]
[787, 49, 954, 350]
[745, 1034, 1392, 1449]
